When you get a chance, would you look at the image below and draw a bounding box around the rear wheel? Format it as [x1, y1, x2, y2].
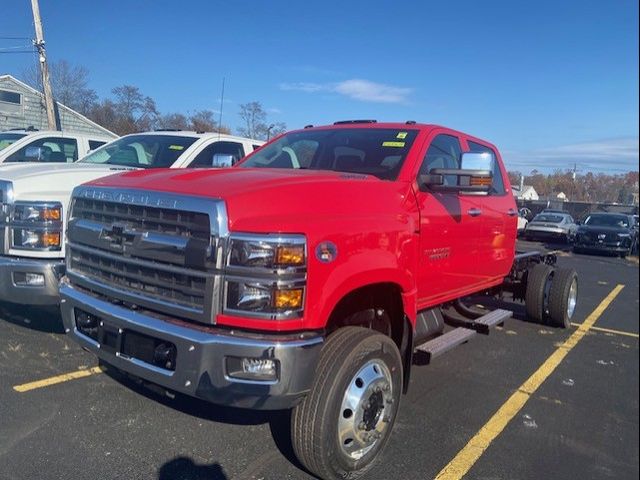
[548, 268, 578, 328]
[291, 327, 402, 480]
[525, 263, 555, 323]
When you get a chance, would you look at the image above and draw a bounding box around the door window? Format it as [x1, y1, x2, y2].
[189, 141, 245, 168]
[89, 140, 107, 151]
[418, 134, 462, 186]
[6, 137, 78, 163]
[467, 141, 506, 195]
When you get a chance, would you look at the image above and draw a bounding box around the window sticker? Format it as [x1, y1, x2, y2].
[382, 141, 405, 147]
[396, 132, 408, 139]
[169, 145, 185, 150]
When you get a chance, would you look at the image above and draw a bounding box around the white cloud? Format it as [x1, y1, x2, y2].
[280, 82, 326, 93]
[279, 78, 413, 104]
[504, 137, 639, 173]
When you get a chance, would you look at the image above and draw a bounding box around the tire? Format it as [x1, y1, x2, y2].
[525, 263, 554, 323]
[548, 268, 578, 328]
[572, 246, 582, 254]
[291, 327, 402, 480]
[620, 252, 628, 259]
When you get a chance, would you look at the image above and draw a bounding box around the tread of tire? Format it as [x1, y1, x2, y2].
[548, 268, 577, 328]
[525, 263, 554, 322]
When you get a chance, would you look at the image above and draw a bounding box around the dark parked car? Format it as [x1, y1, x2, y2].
[573, 213, 638, 258]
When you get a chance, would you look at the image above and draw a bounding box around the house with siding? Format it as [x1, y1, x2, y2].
[0, 74, 116, 139]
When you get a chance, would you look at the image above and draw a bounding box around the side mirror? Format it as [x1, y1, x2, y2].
[25, 146, 45, 160]
[420, 152, 494, 193]
[211, 153, 234, 168]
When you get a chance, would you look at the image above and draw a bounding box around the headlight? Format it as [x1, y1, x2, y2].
[229, 234, 306, 269]
[617, 233, 631, 238]
[225, 281, 305, 315]
[13, 203, 62, 222]
[10, 202, 63, 251]
[225, 233, 306, 318]
[13, 229, 61, 249]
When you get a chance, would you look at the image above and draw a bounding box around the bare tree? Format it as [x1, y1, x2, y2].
[189, 110, 230, 133]
[157, 113, 189, 130]
[107, 85, 159, 134]
[22, 60, 98, 115]
[237, 101, 285, 140]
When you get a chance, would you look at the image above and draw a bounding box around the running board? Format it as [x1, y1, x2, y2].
[442, 308, 512, 335]
[414, 308, 513, 364]
[415, 327, 476, 363]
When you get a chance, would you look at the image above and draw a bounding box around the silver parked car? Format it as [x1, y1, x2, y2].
[524, 212, 578, 243]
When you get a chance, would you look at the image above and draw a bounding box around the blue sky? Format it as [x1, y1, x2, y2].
[1, 0, 638, 173]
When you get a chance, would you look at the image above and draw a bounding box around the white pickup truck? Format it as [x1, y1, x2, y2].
[0, 131, 263, 305]
[0, 128, 115, 164]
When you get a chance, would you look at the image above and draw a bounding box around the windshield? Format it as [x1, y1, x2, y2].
[0, 133, 26, 152]
[533, 214, 564, 223]
[584, 214, 629, 228]
[239, 128, 419, 180]
[79, 134, 197, 168]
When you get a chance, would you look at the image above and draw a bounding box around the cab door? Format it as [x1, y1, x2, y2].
[414, 133, 482, 308]
[464, 139, 517, 283]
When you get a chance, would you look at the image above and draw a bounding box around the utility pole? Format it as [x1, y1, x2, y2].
[30, 0, 57, 130]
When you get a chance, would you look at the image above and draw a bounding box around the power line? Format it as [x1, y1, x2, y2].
[0, 36, 31, 40]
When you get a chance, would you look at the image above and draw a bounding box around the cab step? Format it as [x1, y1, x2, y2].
[415, 327, 476, 363]
[442, 308, 512, 335]
[414, 308, 513, 364]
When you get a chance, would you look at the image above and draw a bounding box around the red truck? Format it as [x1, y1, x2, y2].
[60, 121, 578, 479]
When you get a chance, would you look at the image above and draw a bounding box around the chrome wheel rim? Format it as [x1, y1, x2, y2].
[567, 278, 578, 318]
[337, 360, 394, 460]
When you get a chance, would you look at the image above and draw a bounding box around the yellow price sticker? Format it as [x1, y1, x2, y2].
[396, 132, 408, 139]
[169, 145, 184, 150]
[382, 141, 405, 147]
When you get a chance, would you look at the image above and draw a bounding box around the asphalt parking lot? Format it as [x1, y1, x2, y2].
[0, 241, 638, 480]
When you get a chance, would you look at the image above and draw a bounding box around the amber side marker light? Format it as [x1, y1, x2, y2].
[273, 288, 304, 309]
[470, 177, 492, 187]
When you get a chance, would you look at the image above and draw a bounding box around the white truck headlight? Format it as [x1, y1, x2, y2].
[10, 201, 63, 251]
[13, 203, 62, 222]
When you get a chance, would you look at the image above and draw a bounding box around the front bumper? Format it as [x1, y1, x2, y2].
[60, 283, 323, 410]
[524, 227, 569, 240]
[574, 241, 629, 254]
[0, 255, 65, 305]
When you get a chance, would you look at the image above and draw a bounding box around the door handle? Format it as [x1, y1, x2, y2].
[507, 209, 518, 217]
[467, 208, 483, 217]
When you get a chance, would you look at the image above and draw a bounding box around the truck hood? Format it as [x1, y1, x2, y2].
[88, 168, 416, 232]
[0, 163, 137, 200]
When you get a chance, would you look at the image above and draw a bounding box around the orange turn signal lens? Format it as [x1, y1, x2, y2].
[275, 245, 305, 266]
[273, 288, 304, 309]
[470, 176, 492, 187]
[42, 231, 61, 247]
[42, 207, 62, 221]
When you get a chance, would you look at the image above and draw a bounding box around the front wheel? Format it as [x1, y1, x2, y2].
[291, 327, 402, 480]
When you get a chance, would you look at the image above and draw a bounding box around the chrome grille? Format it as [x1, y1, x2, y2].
[72, 197, 211, 240]
[66, 186, 228, 324]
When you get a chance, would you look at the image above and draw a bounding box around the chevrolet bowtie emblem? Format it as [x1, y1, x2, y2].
[102, 224, 128, 248]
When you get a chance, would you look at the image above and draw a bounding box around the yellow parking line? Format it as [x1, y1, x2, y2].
[435, 284, 625, 480]
[13, 366, 103, 393]
[571, 323, 639, 339]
